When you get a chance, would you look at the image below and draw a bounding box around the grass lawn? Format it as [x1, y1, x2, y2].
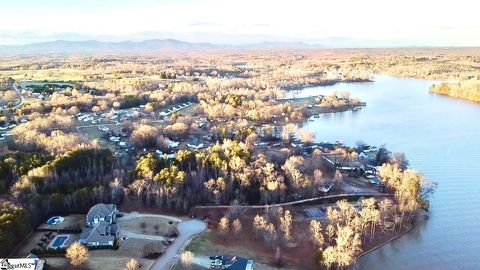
[343, 176, 379, 193]
[38, 214, 85, 231]
[185, 231, 293, 270]
[118, 216, 177, 236]
[183, 231, 297, 270]
[173, 264, 207, 270]
[0, 69, 84, 81]
[78, 126, 108, 140]
[45, 238, 162, 270]
[15, 232, 80, 257]
[14, 232, 46, 256]
[18, 81, 73, 87]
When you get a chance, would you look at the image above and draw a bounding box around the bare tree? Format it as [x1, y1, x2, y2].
[66, 242, 89, 267]
[392, 152, 409, 170]
[309, 220, 324, 249]
[131, 124, 160, 148]
[125, 258, 140, 270]
[280, 210, 293, 242]
[322, 246, 336, 270]
[298, 128, 315, 144]
[218, 216, 230, 239]
[326, 224, 336, 244]
[334, 170, 343, 187]
[232, 218, 242, 237]
[180, 251, 194, 269]
[281, 123, 297, 142]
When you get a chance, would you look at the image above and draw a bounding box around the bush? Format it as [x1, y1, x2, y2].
[113, 239, 120, 250]
[143, 242, 165, 259]
[31, 247, 66, 256]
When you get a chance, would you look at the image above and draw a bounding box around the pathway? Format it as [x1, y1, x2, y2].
[150, 219, 207, 270]
[1, 82, 26, 111]
[193, 192, 393, 210]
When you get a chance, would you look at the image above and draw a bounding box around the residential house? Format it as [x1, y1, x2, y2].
[79, 204, 119, 248]
[79, 221, 119, 247]
[86, 203, 118, 227]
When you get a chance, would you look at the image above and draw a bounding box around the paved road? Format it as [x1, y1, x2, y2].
[150, 219, 207, 270]
[1, 82, 25, 111]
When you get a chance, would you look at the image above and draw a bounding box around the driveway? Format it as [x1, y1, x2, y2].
[150, 219, 207, 270]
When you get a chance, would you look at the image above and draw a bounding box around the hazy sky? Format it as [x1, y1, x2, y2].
[1, 0, 479, 46]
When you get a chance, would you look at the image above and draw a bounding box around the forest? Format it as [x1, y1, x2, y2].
[0, 49, 444, 266]
[430, 81, 480, 102]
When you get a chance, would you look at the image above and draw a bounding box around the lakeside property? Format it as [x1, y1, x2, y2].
[0, 52, 447, 270]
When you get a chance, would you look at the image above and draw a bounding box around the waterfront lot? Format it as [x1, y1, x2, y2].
[185, 228, 314, 270]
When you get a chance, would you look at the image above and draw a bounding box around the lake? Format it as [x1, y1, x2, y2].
[288, 75, 480, 270]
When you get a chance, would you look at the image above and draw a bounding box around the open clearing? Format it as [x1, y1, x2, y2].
[118, 213, 179, 236]
[185, 231, 304, 270]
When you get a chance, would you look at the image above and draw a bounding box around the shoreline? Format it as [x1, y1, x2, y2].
[351, 212, 425, 270]
[429, 90, 480, 104]
[280, 78, 374, 91]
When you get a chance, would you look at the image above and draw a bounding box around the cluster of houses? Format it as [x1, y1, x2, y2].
[158, 101, 193, 116]
[79, 203, 120, 248]
[322, 146, 384, 187]
[0, 119, 29, 141]
[76, 105, 152, 127]
[154, 139, 208, 160]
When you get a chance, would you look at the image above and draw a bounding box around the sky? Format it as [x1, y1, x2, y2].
[1, 0, 480, 47]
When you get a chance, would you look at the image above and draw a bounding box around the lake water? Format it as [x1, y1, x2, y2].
[288, 75, 480, 270]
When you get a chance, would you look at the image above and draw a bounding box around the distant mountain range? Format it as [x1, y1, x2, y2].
[0, 39, 326, 54]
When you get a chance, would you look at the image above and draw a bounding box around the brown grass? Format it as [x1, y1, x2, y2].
[186, 210, 319, 270]
[118, 216, 176, 236]
[38, 214, 85, 231]
[45, 238, 162, 270]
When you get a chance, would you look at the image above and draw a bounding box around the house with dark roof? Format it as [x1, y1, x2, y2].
[86, 203, 118, 227]
[79, 221, 119, 247]
[79, 204, 119, 248]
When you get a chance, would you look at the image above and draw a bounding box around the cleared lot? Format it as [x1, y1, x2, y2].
[118, 215, 178, 236]
[46, 238, 162, 270]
